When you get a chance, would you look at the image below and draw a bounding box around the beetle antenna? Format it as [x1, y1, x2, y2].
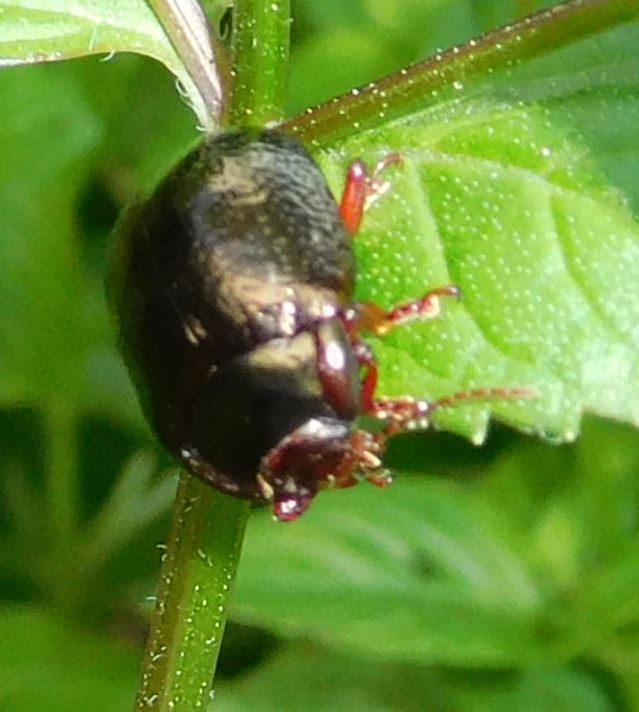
[430, 386, 536, 412]
[371, 387, 536, 434]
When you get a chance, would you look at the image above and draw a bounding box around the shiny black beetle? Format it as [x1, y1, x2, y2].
[111, 129, 525, 521]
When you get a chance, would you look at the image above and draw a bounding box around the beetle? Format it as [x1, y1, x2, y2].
[111, 128, 528, 521]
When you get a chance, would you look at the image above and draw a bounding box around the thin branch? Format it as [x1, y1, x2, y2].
[148, 0, 231, 129]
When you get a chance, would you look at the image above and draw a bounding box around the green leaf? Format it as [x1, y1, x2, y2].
[482, 419, 639, 654]
[79, 451, 176, 574]
[0, 0, 169, 65]
[216, 642, 613, 712]
[0, 59, 175, 419]
[216, 643, 440, 712]
[232, 417, 639, 670]
[286, 2, 639, 442]
[0, 65, 104, 404]
[0, 0, 210, 126]
[77, 54, 198, 191]
[0, 605, 138, 711]
[450, 666, 615, 712]
[234, 478, 544, 667]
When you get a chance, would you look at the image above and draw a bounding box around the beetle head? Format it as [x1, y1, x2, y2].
[257, 417, 387, 521]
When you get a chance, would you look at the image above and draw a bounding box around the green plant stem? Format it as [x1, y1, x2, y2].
[282, 0, 639, 148]
[44, 398, 80, 607]
[148, 0, 231, 129]
[230, 0, 291, 126]
[133, 1, 291, 709]
[134, 475, 249, 711]
[45, 398, 77, 553]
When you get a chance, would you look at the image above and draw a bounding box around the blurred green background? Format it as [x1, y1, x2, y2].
[2, 0, 639, 709]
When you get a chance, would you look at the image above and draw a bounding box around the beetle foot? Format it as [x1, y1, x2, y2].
[272, 481, 318, 522]
[365, 469, 394, 488]
[257, 470, 319, 522]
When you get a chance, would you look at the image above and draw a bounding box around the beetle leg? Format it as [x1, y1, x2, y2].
[355, 284, 461, 336]
[339, 153, 402, 235]
[351, 337, 378, 412]
[340, 285, 458, 412]
[259, 420, 356, 521]
[369, 387, 535, 435]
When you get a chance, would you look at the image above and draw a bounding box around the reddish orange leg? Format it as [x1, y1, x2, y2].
[370, 387, 536, 435]
[350, 338, 378, 412]
[356, 284, 461, 335]
[340, 153, 402, 235]
[337, 155, 534, 489]
[340, 285, 460, 411]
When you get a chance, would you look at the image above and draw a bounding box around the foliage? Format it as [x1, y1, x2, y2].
[1, 0, 639, 710]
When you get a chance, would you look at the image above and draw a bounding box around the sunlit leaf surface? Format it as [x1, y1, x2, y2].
[287, 2, 639, 443]
[0, 1, 167, 64]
